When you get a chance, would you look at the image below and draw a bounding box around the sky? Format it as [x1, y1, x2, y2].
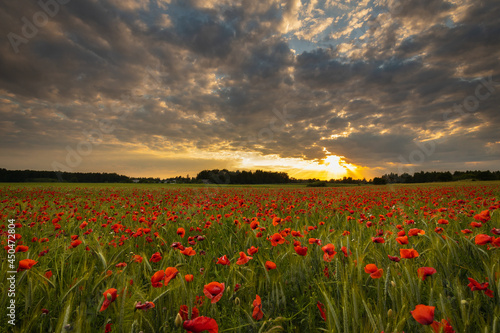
[1, 0, 499, 180]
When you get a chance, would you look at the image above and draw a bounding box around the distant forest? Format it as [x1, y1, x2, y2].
[0, 167, 499, 184]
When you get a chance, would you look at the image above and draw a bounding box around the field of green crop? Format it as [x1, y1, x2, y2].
[1, 183, 499, 332]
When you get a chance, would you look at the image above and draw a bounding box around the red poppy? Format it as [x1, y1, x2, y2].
[431, 318, 454, 333]
[236, 252, 252, 265]
[185, 274, 194, 282]
[79, 221, 88, 229]
[115, 262, 127, 268]
[388, 255, 401, 262]
[177, 227, 185, 238]
[132, 255, 143, 263]
[294, 245, 308, 256]
[203, 282, 225, 303]
[15, 245, 29, 252]
[467, 278, 494, 297]
[44, 270, 53, 279]
[364, 264, 383, 279]
[105, 323, 112, 333]
[270, 233, 285, 246]
[475, 234, 493, 245]
[317, 301, 326, 321]
[150, 252, 162, 263]
[164, 267, 179, 285]
[321, 244, 337, 262]
[18, 259, 37, 271]
[180, 247, 196, 256]
[417, 267, 437, 281]
[437, 219, 449, 225]
[265, 261, 277, 271]
[396, 236, 409, 245]
[100, 288, 118, 312]
[474, 210, 490, 223]
[411, 304, 435, 325]
[408, 229, 425, 237]
[179, 304, 200, 320]
[371, 237, 385, 243]
[69, 239, 82, 249]
[252, 294, 264, 320]
[309, 238, 322, 245]
[135, 301, 155, 311]
[400, 248, 419, 259]
[341, 246, 351, 257]
[151, 270, 165, 288]
[183, 316, 218, 333]
[247, 246, 259, 255]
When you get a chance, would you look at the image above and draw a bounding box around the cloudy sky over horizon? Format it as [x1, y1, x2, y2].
[1, 0, 499, 179]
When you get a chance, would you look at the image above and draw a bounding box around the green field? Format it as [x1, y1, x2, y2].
[1, 182, 499, 332]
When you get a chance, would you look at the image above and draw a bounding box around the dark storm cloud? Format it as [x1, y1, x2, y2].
[0, 0, 499, 176]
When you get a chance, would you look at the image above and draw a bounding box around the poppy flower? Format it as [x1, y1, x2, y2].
[321, 244, 337, 262]
[69, 239, 82, 249]
[132, 255, 143, 263]
[317, 301, 326, 321]
[247, 246, 259, 255]
[467, 278, 494, 297]
[475, 234, 493, 245]
[491, 228, 500, 235]
[183, 316, 218, 333]
[18, 259, 37, 271]
[437, 219, 449, 225]
[100, 288, 118, 312]
[180, 247, 196, 256]
[236, 252, 252, 265]
[252, 295, 264, 320]
[417, 267, 437, 281]
[164, 267, 179, 285]
[177, 227, 186, 238]
[270, 233, 285, 246]
[400, 248, 419, 259]
[150, 252, 162, 263]
[203, 282, 225, 303]
[396, 236, 408, 245]
[408, 229, 425, 237]
[265, 261, 277, 271]
[179, 305, 200, 320]
[185, 274, 194, 282]
[388, 255, 401, 262]
[151, 270, 165, 288]
[411, 304, 435, 325]
[15, 245, 29, 252]
[294, 245, 308, 256]
[105, 323, 112, 333]
[371, 237, 385, 243]
[364, 264, 383, 279]
[44, 270, 53, 279]
[309, 238, 322, 245]
[79, 221, 88, 229]
[474, 210, 490, 223]
[341, 246, 351, 257]
[115, 262, 127, 268]
[135, 301, 155, 311]
[431, 319, 454, 333]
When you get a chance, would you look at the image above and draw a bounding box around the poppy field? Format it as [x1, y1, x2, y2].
[1, 183, 499, 332]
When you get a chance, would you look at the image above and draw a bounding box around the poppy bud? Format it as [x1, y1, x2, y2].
[391, 281, 396, 288]
[388, 309, 393, 317]
[174, 313, 183, 327]
[234, 297, 240, 305]
[461, 300, 468, 305]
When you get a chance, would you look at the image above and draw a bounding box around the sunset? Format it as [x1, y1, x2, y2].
[1, 0, 499, 179]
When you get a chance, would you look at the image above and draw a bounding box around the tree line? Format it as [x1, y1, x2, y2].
[0, 168, 499, 184]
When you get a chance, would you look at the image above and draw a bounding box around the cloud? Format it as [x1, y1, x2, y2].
[0, 0, 499, 178]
